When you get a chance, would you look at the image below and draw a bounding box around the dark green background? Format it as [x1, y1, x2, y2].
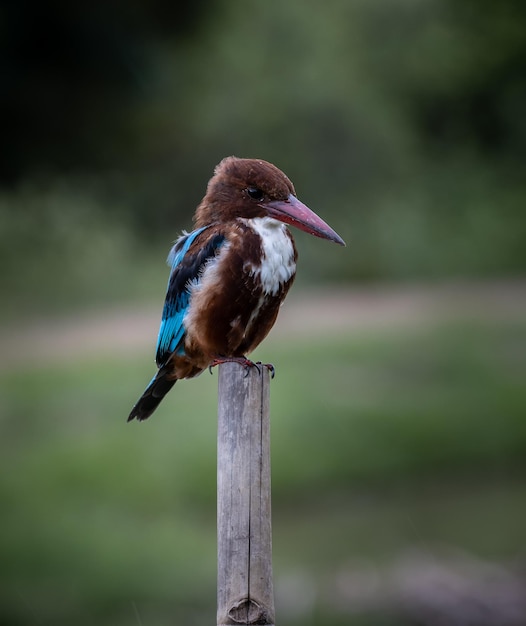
[1, 1, 525, 624]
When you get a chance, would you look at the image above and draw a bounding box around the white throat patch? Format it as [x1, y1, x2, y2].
[242, 217, 296, 295]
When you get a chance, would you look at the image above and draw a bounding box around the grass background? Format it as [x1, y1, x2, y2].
[2, 300, 525, 625]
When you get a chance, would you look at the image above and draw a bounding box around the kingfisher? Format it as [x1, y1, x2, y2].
[128, 156, 345, 421]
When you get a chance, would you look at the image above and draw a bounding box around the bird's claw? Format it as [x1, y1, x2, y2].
[255, 361, 275, 379]
[209, 357, 275, 379]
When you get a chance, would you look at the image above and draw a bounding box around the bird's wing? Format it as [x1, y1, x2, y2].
[155, 226, 226, 367]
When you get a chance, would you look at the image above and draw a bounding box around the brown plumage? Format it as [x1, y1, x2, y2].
[194, 157, 296, 227]
[128, 156, 344, 421]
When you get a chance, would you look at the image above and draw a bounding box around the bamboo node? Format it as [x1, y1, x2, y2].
[227, 597, 272, 624]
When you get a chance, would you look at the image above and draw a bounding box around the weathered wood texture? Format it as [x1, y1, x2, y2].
[217, 362, 275, 626]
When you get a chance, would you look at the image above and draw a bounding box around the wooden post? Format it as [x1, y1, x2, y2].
[217, 362, 275, 626]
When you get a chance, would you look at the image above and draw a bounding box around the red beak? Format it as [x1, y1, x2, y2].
[263, 195, 345, 246]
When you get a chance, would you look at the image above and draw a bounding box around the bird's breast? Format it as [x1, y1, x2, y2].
[240, 217, 296, 296]
[182, 218, 297, 360]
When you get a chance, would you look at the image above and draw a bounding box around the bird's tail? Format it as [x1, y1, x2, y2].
[127, 366, 176, 422]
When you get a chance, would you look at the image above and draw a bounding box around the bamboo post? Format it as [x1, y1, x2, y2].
[217, 362, 275, 626]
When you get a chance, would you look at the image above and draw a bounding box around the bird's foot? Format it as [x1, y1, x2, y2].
[209, 357, 275, 378]
[255, 361, 276, 379]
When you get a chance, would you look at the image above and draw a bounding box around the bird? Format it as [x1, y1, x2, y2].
[128, 156, 345, 421]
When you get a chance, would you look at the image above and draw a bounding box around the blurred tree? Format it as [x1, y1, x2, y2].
[404, 0, 526, 163]
[1, 0, 525, 303]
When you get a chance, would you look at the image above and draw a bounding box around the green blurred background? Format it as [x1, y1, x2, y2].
[1, 0, 526, 624]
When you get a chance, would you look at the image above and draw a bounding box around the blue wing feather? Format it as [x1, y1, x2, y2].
[155, 226, 225, 367]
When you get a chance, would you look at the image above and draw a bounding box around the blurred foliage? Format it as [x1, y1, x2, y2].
[2, 4, 525, 622]
[1, 0, 526, 320]
[0, 180, 166, 319]
[1, 317, 526, 625]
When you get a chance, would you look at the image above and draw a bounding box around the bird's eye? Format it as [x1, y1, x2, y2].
[247, 187, 264, 200]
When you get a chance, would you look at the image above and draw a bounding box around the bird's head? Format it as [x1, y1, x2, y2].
[194, 156, 345, 246]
